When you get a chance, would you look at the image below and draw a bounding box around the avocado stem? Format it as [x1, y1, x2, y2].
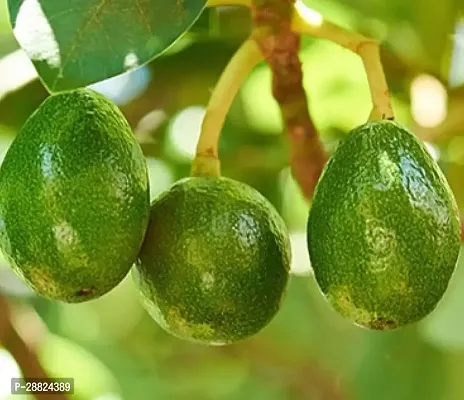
[291, 1, 394, 121]
[190, 155, 221, 177]
[358, 42, 394, 122]
[191, 38, 263, 178]
[206, 0, 395, 122]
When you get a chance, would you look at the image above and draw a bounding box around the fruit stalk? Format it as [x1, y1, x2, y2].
[359, 42, 393, 121]
[290, 2, 394, 120]
[251, 0, 328, 199]
[206, 0, 394, 122]
[0, 296, 69, 400]
[191, 38, 263, 178]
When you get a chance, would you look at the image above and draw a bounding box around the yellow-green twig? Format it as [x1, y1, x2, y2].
[191, 38, 263, 177]
[291, 1, 393, 120]
[206, 0, 394, 121]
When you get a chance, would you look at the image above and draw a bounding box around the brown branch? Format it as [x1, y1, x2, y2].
[0, 295, 69, 400]
[251, 0, 327, 200]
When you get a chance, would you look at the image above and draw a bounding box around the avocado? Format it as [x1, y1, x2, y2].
[0, 88, 150, 302]
[307, 120, 461, 330]
[132, 176, 291, 345]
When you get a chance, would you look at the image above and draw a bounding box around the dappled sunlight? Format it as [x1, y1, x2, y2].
[410, 74, 447, 128]
[13, 0, 61, 69]
[166, 106, 206, 160]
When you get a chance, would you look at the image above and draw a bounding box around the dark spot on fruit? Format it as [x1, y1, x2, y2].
[369, 316, 397, 330]
[76, 288, 93, 297]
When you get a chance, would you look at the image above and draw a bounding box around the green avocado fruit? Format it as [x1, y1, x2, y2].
[0, 88, 150, 303]
[132, 176, 291, 345]
[307, 120, 461, 330]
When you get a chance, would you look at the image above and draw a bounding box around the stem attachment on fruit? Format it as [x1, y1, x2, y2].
[191, 38, 263, 178]
[291, 0, 394, 121]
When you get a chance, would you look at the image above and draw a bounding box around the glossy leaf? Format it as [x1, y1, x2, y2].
[8, 0, 207, 92]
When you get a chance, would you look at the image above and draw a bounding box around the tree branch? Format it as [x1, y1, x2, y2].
[251, 0, 327, 200]
[0, 295, 69, 400]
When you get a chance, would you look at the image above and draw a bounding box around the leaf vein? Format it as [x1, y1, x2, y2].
[51, 0, 110, 90]
[134, 0, 153, 36]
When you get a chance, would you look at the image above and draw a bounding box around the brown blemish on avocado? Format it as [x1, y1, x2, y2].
[76, 288, 93, 296]
[368, 316, 398, 330]
[329, 286, 399, 330]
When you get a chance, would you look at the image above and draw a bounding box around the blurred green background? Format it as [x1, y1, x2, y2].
[1, 0, 464, 399]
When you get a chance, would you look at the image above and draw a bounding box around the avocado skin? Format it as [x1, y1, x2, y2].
[307, 120, 461, 330]
[0, 88, 150, 303]
[133, 176, 291, 345]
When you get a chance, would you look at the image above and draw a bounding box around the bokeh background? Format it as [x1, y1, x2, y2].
[0, 0, 464, 399]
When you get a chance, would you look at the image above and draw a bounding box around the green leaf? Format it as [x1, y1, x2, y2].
[8, 0, 207, 92]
